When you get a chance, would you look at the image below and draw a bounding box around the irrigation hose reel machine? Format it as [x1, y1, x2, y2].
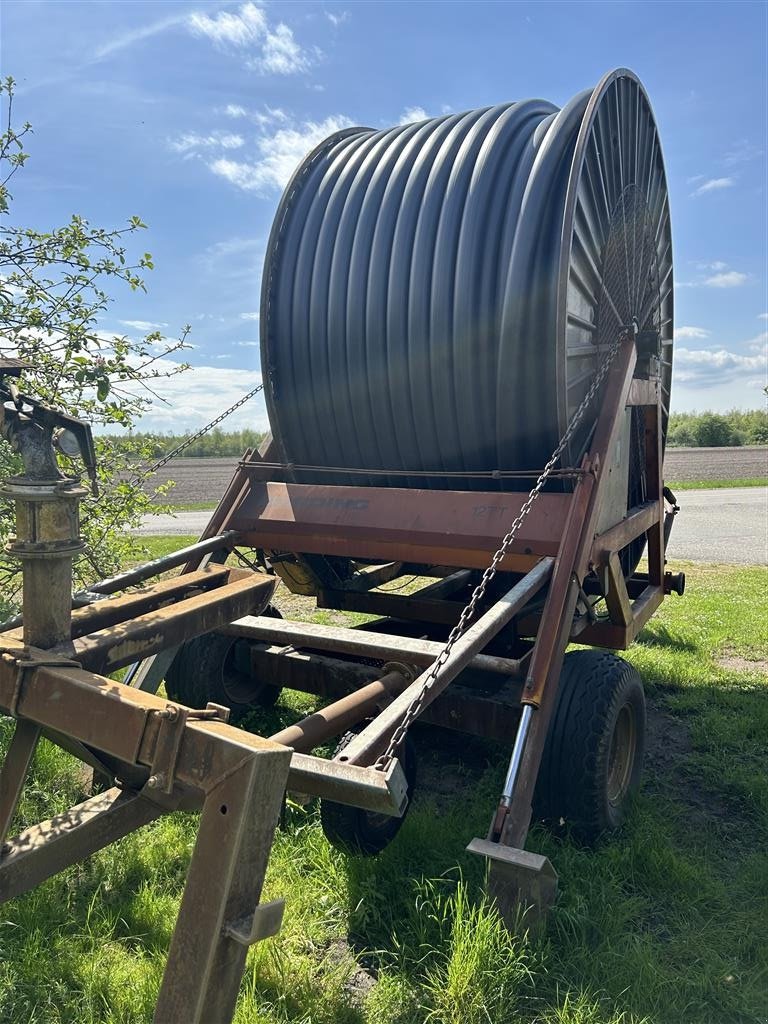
[0, 68, 684, 1023]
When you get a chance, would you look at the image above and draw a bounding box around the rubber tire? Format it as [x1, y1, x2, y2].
[533, 649, 645, 843]
[320, 731, 417, 856]
[165, 630, 281, 724]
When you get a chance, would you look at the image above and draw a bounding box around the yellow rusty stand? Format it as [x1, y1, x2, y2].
[4, 477, 87, 649]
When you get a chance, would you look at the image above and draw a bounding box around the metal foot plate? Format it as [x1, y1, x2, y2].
[467, 837, 558, 936]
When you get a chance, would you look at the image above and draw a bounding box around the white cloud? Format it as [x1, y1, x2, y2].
[673, 339, 767, 388]
[689, 176, 735, 198]
[676, 263, 751, 290]
[758, 313, 768, 320]
[118, 319, 168, 332]
[724, 140, 763, 165]
[94, 12, 187, 59]
[240, 312, 260, 321]
[125, 359, 268, 432]
[224, 104, 247, 118]
[325, 11, 350, 26]
[673, 326, 710, 340]
[399, 106, 429, 125]
[695, 260, 728, 272]
[704, 271, 749, 288]
[188, 2, 313, 75]
[235, 341, 260, 347]
[210, 114, 355, 194]
[209, 158, 262, 190]
[202, 237, 262, 262]
[188, 3, 267, 47]
[169, 132, 245, 153]
[253, 106, 289, 128]
[253, 23, 311, 75]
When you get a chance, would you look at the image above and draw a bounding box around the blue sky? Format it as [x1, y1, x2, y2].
[3, 0, 767, 432]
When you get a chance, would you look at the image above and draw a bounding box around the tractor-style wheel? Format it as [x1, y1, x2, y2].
[534, 649, 646, 842]
[320, 731, 417, 856]
[165, 625, 282, 724]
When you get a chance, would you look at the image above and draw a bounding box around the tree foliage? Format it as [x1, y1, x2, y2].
[0, 76, 191, 600]
[667, 408, 768, 447]
[107, 427, 268, 460]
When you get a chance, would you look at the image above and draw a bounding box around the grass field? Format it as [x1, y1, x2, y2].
[0, 556, 766, 1024]
[666, 478, 768, 491]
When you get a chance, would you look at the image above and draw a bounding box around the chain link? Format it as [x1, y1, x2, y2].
[375, 329, 631, 770]
[80, 383, 265, 580]
[142, 383, 265, 479]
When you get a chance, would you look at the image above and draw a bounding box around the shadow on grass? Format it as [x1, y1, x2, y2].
[635, 622, 699, 653]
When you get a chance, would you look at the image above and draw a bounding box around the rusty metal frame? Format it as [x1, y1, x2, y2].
[221, 614, 526, 677]
[0, 551, 408, 1023]
[245, 645, 526, 744]
[335, 558, 554, 766]
[490, 334, 640, 851]
[0, 639, 293, 1023]
[228, 480, 567, 573]
[0, 318, 676, 1018]
[183, 331, 669, 911]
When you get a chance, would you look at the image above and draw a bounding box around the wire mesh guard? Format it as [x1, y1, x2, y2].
[593, 182, 663, 571]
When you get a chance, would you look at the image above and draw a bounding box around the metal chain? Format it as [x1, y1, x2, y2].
[80, 383, 265, 580]
[375, 328, 631, 770]
[141, 383, 265, 479]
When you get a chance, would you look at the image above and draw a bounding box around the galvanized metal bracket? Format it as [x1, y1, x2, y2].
[223, 898, 285, 946]
[145, 702, 231, 797]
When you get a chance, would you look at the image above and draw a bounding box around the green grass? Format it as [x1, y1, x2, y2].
[0, 562, 766, 1023]
[667, 477, 767, 491]
[157, 500, 218, 511]
[130, 534, 198, 561]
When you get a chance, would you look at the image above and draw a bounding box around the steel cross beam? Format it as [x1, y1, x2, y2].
[221, 614, 525, 677]
[335, 557, 555, 767]
[0, 648, 408, 816]
[229, 479, 571, 573]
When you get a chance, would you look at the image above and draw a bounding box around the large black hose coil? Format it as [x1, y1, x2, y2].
[260, 69, 673, 495]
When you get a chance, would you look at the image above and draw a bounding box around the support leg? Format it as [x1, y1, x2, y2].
[154, 745, 291, 1024]
[0, 720, 41, 846]
[0, 787, 164, 901]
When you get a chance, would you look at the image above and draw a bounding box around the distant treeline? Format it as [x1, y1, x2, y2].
[105, 410, 767, 458]
[667, 409, 768, 447]
[105, 428, 269, 459]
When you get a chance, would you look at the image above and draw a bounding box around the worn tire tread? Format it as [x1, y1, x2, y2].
[533, 649, 645, 842]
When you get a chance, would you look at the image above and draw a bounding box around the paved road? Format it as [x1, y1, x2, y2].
[135, 510, 212, 536]
[134, 487, 768, 566]
[664, 487, 767, 566]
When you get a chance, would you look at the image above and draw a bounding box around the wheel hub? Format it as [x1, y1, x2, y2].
[607, 702, 636, 807]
